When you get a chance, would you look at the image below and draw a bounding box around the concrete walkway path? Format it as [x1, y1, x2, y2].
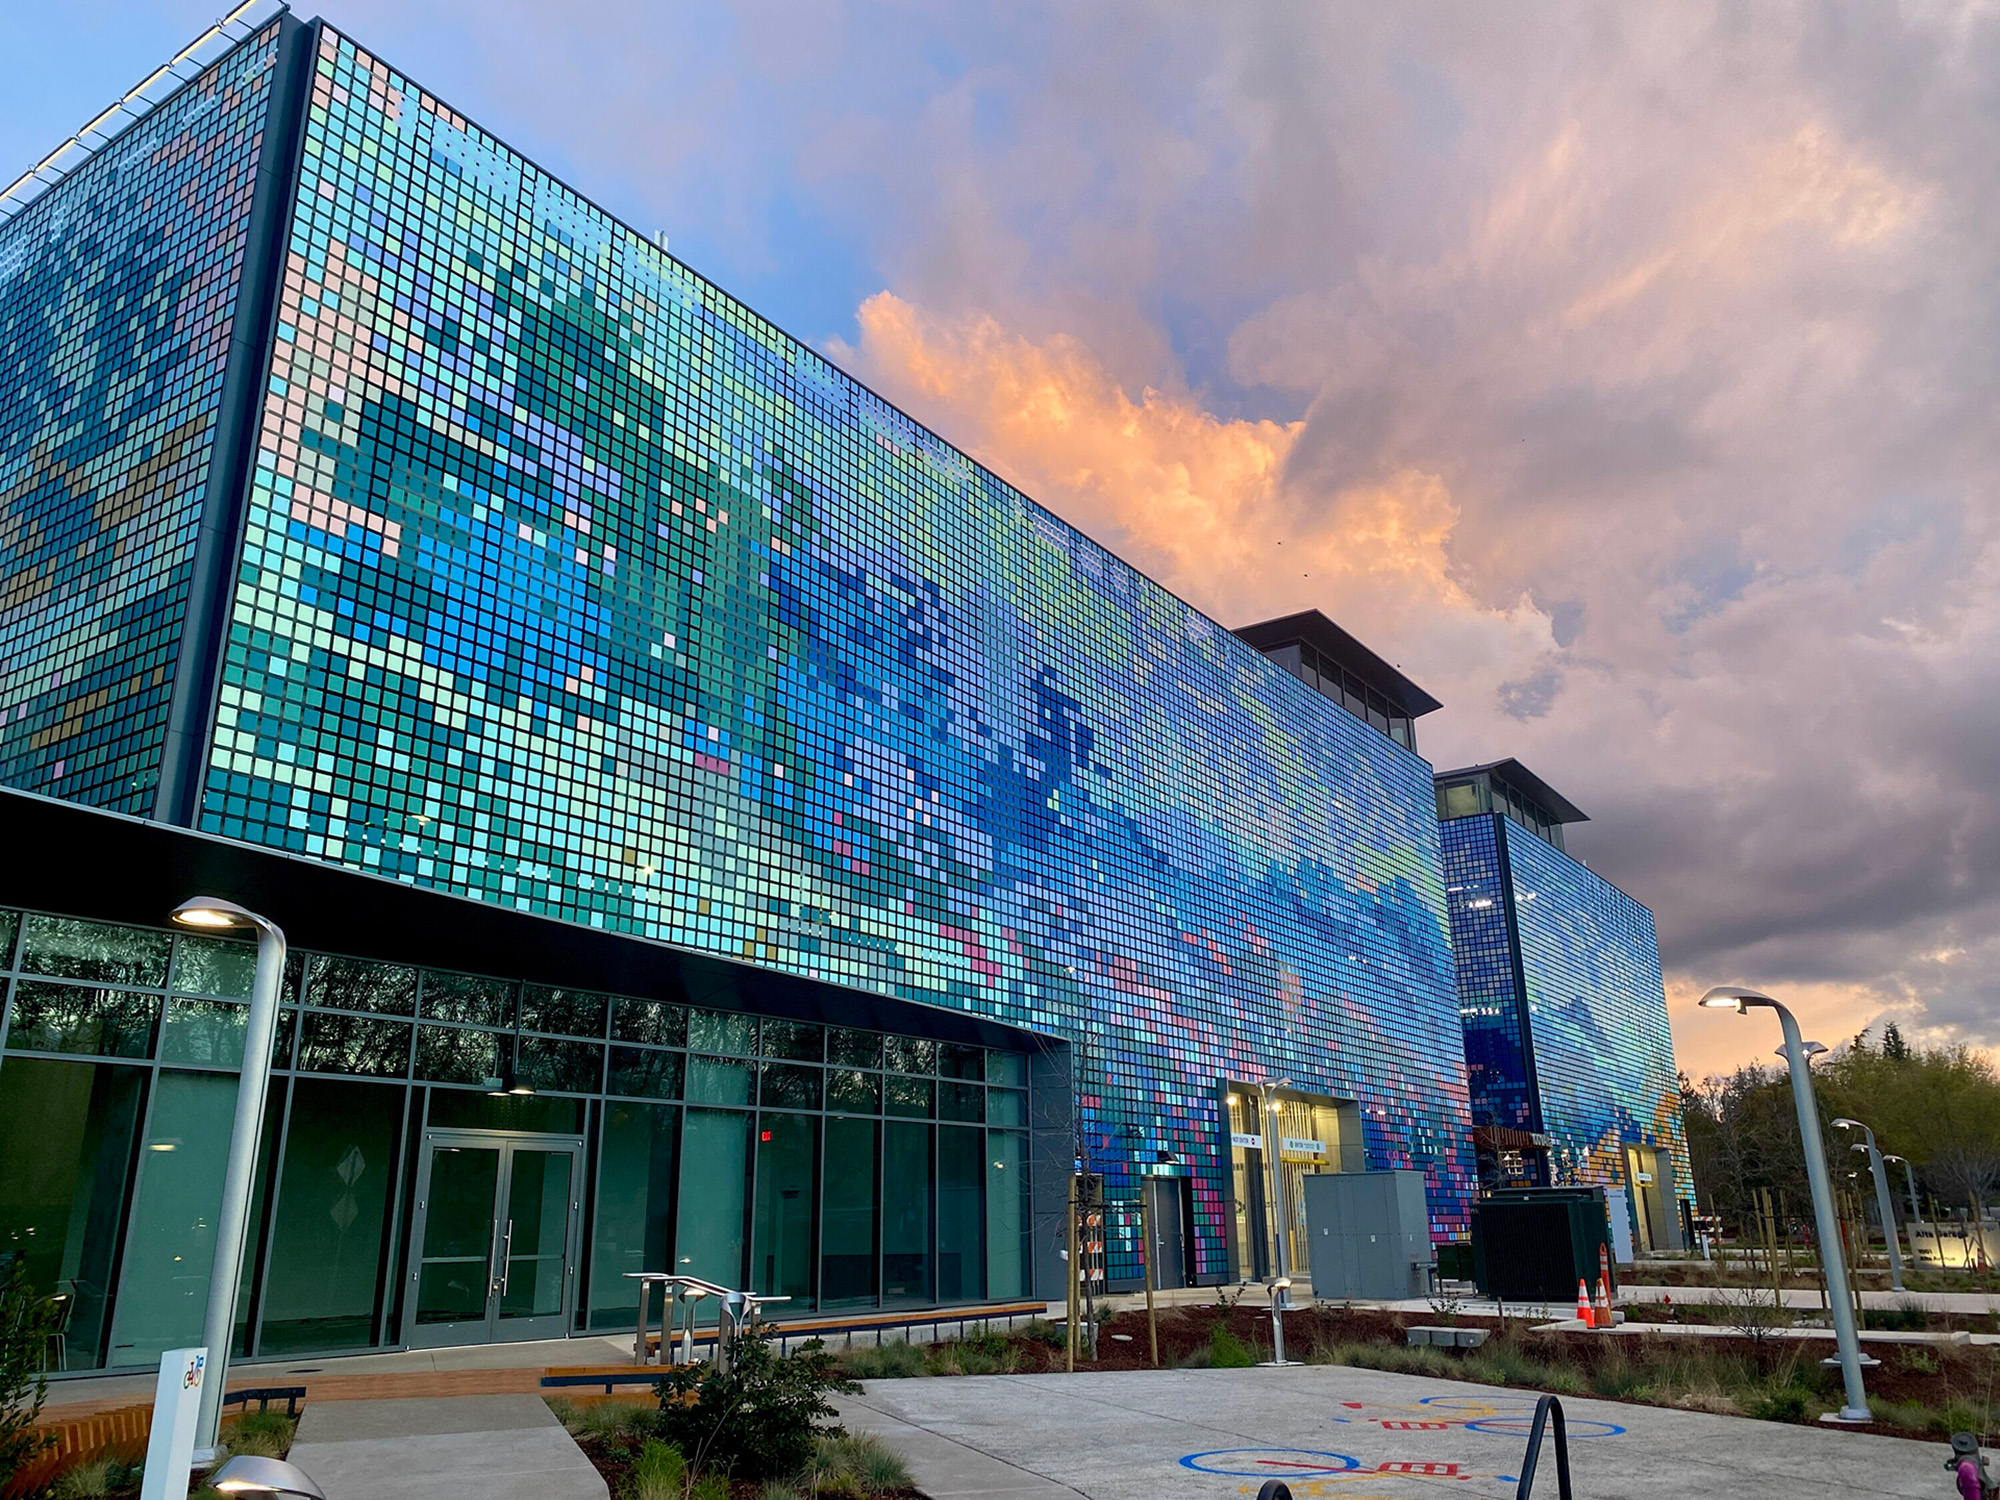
[843, 1365, 1952, 1500]
[287, 1394, 606, 1500]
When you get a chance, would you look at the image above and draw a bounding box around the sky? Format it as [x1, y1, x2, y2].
[8, 2, 1996, 1086]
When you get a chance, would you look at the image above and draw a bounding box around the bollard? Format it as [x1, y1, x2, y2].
[1266, 1277, 1296, 1366]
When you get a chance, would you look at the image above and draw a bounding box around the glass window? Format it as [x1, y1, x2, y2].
[305, 957, 417, 1016]
[820, 1117, 877, 1309]
[986, 1131, 1028, 1299]
[686, 1055, 754, 1107]
[759, 1062, 822, 1111]
[520, 985, 608, 1039]
[0, 910, 15, 961]
[415, 1026, 502, 1085]
[518, 1036, 601, 1094]
[939, 1081, 983, 1122]
[985, 1088, 1026, 1128]
[752, 1114, 817, 1307]
[608, 1047, 683, 1101]
[882, 1121, 933, 1306]
[938, 1126, 983, 1302]
[827, 1029, 882, 1069]
[761, 1020, 823, 1062]
[420, 973, 514, 1027]
[884, 1075, 935, 1119]
[688, 1009, 756, 1056]
[428, 1090, 582, 1134]
[0, 1058, 144, 1369]
[883, 1036, 935, 1075]
[1441, 782, 1483, 819]
[938, 1044, 983, 1080]
[108, 1071, 238, 1364]
[611, 998, 686, 1048]
[985, 1052, 1026, 1088]
[827, 1068, 880, 1116]
[19, 916, 169, 987]
[259, 1078, 401, 1354]
[170, 935, 257, 1000]
[677, 1109, 750, 1286]
[589, 1101, 678, 1331]
[297, 1013, 412, 1078]
[161, 1000, 248, 1067]
[5, 983, 157, 1058]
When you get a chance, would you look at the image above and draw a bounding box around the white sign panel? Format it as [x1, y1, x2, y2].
[1229, 1132, 1263, 1150]
[139, 1347, 206, 1500]
[1281, 1137, 1326, 1155]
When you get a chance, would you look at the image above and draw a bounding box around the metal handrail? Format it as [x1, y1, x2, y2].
[1514, 1394, 1574, 1500]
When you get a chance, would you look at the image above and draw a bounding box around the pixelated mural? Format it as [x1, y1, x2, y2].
[0, 27, 281, 813]
[1440, 811, 1689, 1212]
[197, 27, 1477, 1263]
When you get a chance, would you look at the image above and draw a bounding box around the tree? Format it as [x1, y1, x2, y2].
[0, 1260, 59, 1486]
[1882, 1022, 1910, 1062]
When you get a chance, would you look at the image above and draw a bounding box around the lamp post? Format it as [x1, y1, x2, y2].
[1701, 986, 1870, 1422]
[1257, 1080, 1293, 1283]
[171, 898, 286, 1463]
[1882, 1154, 1927, 1270]
[1835, 1120, 1906, 1292]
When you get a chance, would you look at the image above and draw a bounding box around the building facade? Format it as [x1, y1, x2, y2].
[0, 5, 1525, 1373]
[1435, 761, 1692, 1250]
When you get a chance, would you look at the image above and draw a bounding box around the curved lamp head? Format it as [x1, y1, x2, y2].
[1850, 1143, 1871, 1155]
[1883, 1154, 1906, 1165]
[171, 897, 279, 938]
[211, 1455, 326, 1499]
[1832, 1117, 1862, 1132]
[1700, 985, 1777, 1012]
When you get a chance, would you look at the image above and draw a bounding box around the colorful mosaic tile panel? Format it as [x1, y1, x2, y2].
[1504, 820, 1691, 1206]
[200, 28, 1477, 1266]
[1438, 814, 1537, 1134]
[0, 27, 281, 813]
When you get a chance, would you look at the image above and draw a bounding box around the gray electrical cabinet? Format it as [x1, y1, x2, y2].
[1300, 1169, 1434, 1300]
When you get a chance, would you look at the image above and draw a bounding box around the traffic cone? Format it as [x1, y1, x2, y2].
[1594, 1275, 1612, 1329]
[1576, 1279, 1593, 1327]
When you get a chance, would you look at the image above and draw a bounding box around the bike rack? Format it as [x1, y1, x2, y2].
[626, 1272, 789, 1369]
[1514, 1393, 1574, 1500]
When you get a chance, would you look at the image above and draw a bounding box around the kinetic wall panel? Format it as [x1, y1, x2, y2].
[203, 29, 1476, 1264]
[0, 28, 281, 812]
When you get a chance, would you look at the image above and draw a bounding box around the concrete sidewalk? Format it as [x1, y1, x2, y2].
[1619, 1283, 2000, 1314]
[287, 1394, 606, 1500]
[843, 1365, 1951, 1500]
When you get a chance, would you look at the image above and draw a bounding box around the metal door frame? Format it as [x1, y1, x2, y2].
[1144, 1177, 1189, 1291]
[400, 1127, 585, 1349]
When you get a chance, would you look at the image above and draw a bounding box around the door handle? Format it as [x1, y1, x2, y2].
[498, 1220, 513, 1297]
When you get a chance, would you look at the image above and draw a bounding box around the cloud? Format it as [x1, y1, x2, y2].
[831, 290, 1556, 706]
[158, 0, 2000, 1077]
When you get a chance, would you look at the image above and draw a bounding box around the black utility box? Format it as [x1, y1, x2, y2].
[1470, 1187, 1614, 1301]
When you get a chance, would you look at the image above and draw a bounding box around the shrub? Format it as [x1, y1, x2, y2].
[1746, 1387, 1810, 1422]
[0, 1261, 61, 1488]
[805, 1432, 913, 1498]
[1018, 1320, 1064, 1349]
[690, 1474, 731, 1500]
[1862, 1300, 1930, 1332]
[629, 1439, 688, 1500]
[652, 1334, 859, 1480]
[223, 1410, 295, 1459]
[839, 1341, 928, 1381]
[1207, 1326, 1256, 1369]
[959, 1326, 1010, 1359]
[49, 1455, 141, 1499]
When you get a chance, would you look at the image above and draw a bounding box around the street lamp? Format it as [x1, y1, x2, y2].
[1701, 985, 1870, 1422]
[1257, 1080, 1294, 1283]
[170, 898, 286, 1462]
[1835, 1119, 1907, 1291]
[1883, 1154, 1923, 1224]
[1775, 1040, 1828, 1065]
[211, 1455, 325, 1498]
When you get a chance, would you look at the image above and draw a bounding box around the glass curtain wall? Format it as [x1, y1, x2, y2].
[0, 904, 1038, 1371]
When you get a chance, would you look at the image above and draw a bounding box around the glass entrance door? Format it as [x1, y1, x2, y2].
[404, 1131, 583, 1348]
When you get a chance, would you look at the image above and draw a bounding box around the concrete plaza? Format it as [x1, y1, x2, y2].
[839, 1365, 1950, 1500]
